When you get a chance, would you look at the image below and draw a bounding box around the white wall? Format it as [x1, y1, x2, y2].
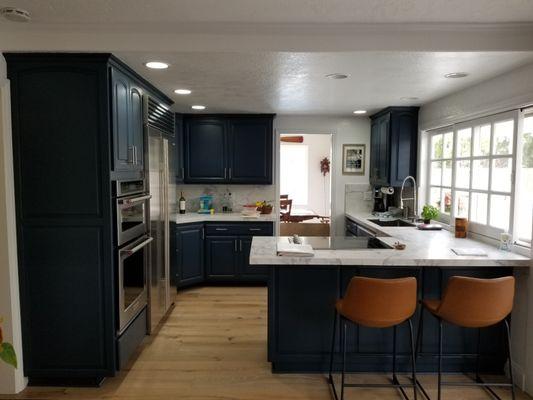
[420, 61, 533, 395]
[0, 54, 27, 394]
[275, 115, 370, 235]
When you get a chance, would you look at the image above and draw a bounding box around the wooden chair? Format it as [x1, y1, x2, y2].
[280, 199, 292, 222]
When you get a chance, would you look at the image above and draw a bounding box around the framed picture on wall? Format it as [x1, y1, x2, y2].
[342, 144, 365, 175]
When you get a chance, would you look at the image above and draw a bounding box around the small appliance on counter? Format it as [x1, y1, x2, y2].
[198, 195, 213, 214]
[372, 187, 394, 213]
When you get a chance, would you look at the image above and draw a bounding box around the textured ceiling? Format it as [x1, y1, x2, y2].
[115, 51, 533, 114]
[2, 0, 533, 24]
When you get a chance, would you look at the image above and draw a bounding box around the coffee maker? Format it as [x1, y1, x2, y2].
[372, 187, 395, 213]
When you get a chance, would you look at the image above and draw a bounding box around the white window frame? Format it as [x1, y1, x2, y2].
[426, 110, 520, 241]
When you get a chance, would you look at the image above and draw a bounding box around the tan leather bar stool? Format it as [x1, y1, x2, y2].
[416, 276, 515, 400]
[328, 276, 418, 400]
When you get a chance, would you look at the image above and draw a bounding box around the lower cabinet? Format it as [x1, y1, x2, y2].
[173, 221, 273, 286]
[174, 223, 204, 288]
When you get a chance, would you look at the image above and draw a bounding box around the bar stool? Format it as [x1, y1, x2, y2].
[328, 276, 418, 400]
[416, 276, 515, 400]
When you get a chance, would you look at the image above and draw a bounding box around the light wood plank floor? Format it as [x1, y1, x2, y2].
[2, 286, 530, 400]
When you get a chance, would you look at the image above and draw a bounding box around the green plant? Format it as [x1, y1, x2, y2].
[421, 204, 440, 222]
[0, 317, 18, 368]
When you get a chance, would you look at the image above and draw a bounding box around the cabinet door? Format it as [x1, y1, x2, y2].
[370, 114, 390, 186]
[129, 84, 144, 170]
[184, 118, 227, 182]
[111, 68, 133, 171]
[174, 113, 185, 182]
[175, 224, 204, 287]
[205, 236, 238, 280]
[389, 109, 418, 186]
[228, 117, 272, 184]
[369, 120, 380, 185]
[238, 236, 269, 280]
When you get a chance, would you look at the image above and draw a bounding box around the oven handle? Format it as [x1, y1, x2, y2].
[118, 194, 152, 205]
[120, 236, 153, 256]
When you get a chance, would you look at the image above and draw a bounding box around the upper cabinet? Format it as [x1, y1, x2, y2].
[183, 114, 274, 184]
[111, 68, 144, 173]
[369, 107, 419, 187]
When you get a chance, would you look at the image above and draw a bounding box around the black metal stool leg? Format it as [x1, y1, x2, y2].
[505, 319, 516, 400]
[415, 304, 424, 358]
[392, 325, 397, 380]
[408, 318, 418, 400]
[341, 318, 347, 400]
[329, 310, 337, 385]
[438, 319, 443, 400]
[475, 328, 482, 383]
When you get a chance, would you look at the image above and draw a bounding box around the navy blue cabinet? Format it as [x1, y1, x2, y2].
[174, 223, 204, 287]
[238, 236, 269, 280]
[183, 115, 274, 184]
[111, 68, 144, 174]
[369, 107, 418, 186]
[174, 113, 185, 182]
[6, 53, 171, 385]
[205, 236, 239, 280]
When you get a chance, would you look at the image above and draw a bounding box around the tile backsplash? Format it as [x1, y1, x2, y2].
[345, 183, 373, 215]
[175, 185, 276, 213]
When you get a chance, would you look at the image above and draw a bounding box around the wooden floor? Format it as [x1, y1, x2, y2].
[3, 286, 530, 400]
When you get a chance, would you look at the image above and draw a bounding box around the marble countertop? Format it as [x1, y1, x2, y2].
[249, 213, 531, 267]
[171, 212, 276, 224]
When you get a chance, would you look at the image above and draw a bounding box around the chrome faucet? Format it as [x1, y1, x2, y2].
[400, 175, 418, 221]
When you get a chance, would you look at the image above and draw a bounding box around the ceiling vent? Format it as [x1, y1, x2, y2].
[1, 7, 31, 22]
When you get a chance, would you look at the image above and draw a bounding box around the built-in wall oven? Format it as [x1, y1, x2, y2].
[115, 180, 151, 246]
[115, 179, 152, 333]
[118, 234, 152, 333]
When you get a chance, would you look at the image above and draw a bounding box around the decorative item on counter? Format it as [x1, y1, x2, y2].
[179, 191, 186, 214]
[0, 317, 18, 368]
[198, 195, 213, 214]
[499, 232, 513, 251]
[256, 200, 273, 214]
[242, 204, 260, 218]
[342, 144, 365, 175]
[320, 157, 330, 176]
[455, 217, 468, 238]
[421, 204, 439, 224]
[221, 189, 233, 213]
[393, 241, 406, 250]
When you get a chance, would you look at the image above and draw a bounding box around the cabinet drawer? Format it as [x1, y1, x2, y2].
[205, 223, 273, 236]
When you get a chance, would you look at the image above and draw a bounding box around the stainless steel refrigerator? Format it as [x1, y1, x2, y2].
[146, 98, 176, 333]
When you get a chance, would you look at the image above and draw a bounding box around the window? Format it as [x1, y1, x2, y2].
[427, 111, 525, 242]
[514, 113, 533, 246]
[280, 144, 309, 205]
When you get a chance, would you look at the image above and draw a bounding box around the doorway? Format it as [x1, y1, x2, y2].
[279, 134, 332, 236]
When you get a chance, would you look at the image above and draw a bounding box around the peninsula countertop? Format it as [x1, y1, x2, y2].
[171, 212, 276, 224]
[249, 213, 530, 267]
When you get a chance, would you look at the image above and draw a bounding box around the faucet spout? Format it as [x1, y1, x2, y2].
[400, 175, 418, 221]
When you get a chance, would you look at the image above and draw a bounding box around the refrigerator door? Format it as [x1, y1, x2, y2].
[148, 132, 172, 333]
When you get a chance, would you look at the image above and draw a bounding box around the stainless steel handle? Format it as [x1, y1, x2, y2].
[229, 168, 232, 179]
[133, 146, 137, 165]
[128, 145, 134, 164]
[119, 194, 152, 204]
[358, 225, 377, 238]
[215, 228, 228, 231]
[239, 239, 242, 252]
[120, 236, 153, 256]
[224, 168, 227, 179]
[249, 228, 261, 231]
[202, 228, 205, 240]
[234, 240, 237, 252]
[181, 167, 185, 179]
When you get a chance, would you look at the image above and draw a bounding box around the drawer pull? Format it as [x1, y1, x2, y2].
[215, 228, 228, 231]
[249, 228, 261, 231]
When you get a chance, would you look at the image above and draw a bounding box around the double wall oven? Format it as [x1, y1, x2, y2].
[115, 179, 152, 333]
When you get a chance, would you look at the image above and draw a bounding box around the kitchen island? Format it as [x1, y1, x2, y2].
[250, 214, 530, 374]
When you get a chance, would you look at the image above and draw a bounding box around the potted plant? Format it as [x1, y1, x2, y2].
[421, 205, 439, 224]
[0, 317, 18, 368]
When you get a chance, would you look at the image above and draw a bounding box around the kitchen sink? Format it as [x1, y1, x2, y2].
[367, 218, 415, 227]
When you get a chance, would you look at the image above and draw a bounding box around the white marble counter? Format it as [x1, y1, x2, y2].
[172, 212, 276, 224]
[249, 213, 530, 267]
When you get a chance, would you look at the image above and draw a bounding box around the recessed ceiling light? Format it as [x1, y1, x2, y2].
[1, 7, 31, 22]
[145, 61, 169, 70]
[444, 72, 468, 79]
[401, 97, 419, 101]
[191, 105, 206, 110]
[326, 73, 349, 80]
[353, 110, 367, 115]
[174, 89, 192, 95]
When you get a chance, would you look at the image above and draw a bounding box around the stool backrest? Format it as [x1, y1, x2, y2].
[341, 276, 417, 328]
[437, 276, 515, 328]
